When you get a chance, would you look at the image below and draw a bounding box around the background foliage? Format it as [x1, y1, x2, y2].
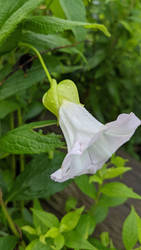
[0, 0, 141, 249]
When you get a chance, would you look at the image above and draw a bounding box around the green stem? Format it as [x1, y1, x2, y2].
[0, 190, 20, 238]
[17, 108, 24, 173]
[10, 113, 16, 178]
[19, 42, 53, 87]
[17, 108, 25, 210]
[89, 183, 103, 216]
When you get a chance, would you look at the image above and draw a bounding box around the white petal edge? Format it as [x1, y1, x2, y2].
[51, 105, 141, 182]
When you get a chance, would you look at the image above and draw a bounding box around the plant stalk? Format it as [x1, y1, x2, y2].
[19, 42, 53, 87]
[10, 113, 16, 178]
[0, 190, 20, 238]
[17, 108, 25, 173]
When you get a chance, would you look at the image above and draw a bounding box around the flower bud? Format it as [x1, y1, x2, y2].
[42, 79, 80, 117]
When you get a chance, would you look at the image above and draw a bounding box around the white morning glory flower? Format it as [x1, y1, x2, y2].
[51, 100, 141, 183]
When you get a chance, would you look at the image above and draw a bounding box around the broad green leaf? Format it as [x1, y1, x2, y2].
[75, 214, 96, 239]
[22, 32, 86, 61]
[0, 235, 17, 250]
[54, 234, 64, 250]
[65, 231, 97, 249]
[24, 102, 44, 120]
[50, 0, 65, 19]
[60, 207, 84, 232]
[23, 16, 110, 37]
[0, 0, 44, 45]
[90, 205, 109, 224]
[99, 195, 127, 207]
[7, 152, 69, 201]
[0, 100, 19, 119]
[26, 239, 52, 250]
[0, 28, 22, 56]
[122, 207, 138, 250]
[45, 227, 59, 238]
[32, 209, 59, 230]
[0, 120, 63, 154]
[0, 60, 46, 101]
[22, 225, 36, 235]
[59, 0, 86, 41]
[103, 167, 131, 180]
[75, 175, 96, 199]
[0, 56, 80, 101]
[101, 182, 141, 200]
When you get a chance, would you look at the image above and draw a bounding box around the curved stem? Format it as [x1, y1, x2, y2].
[19, 42, 53, 87]
[0, 190, 20, 238]
[17, 109, 24, 173]
[10, 113, 16, 178]
[17, 108, 24, 210]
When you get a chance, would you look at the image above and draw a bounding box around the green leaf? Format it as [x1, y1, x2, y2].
[101, 182, 141, 200]
[0, 235, 17, 250]
[90, 205, 109, 224]
[0, 100, 19, 119]
[0, 28, 22, 56]
[103, 167, 131, 180]
[54, 234, 64, 250]
[45, 227, 59, 238]
[0, 120, 63, 154]
[0, 60, 46, 101]
[50, 0, 65, 19]
[99, 195, 127, 207]
[122, 207, 138, 250]
[84, 50, 106, 71]
[22, 225, 36, 235]
[23, 16, 110, 37]
[7, 152, 69, 201]
[100, 232, 110, 247]
[111, 155, 128, 168]
[60, 207, 84, 232]
[89, 175, 103, 184]
[0, 56, 79, 101]
[59, 0, 86, 41]
[89, 238, 111, 250]
[65, 197, 77, 212]
[22, 32, 86, 60]
[26, 239, 52, 250]
[75, 175, 96, 199]
[24, 102, 44, 120]
[0, 0, 44, 45]
[120, 20, 132, 33]
[75, 214, 96, 239]
[32, 209, 59, 230]
[65, 231, 96, 249]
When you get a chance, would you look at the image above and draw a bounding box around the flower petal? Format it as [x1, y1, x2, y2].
[87, 112, 141, 173]
[51, 101, 141, 183]
[51, 141, 94, 182]
[59, 101, 104, 150]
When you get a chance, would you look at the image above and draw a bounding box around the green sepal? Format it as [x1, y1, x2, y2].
[42, 79, 80, 117]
